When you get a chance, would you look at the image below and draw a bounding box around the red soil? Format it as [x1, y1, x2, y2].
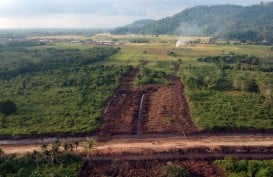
[100, 62, 197, 136]
[79, 159, 226, 177]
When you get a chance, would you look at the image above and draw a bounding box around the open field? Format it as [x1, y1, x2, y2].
[0, 34, 273, 177]
[0, 34, 272, 134]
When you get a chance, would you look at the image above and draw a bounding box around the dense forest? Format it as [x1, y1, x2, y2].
[112, 2, 273, 43]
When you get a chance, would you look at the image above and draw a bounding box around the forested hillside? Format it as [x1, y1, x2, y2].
[112, 2, 273, 43]
[112, 19, 155, 34]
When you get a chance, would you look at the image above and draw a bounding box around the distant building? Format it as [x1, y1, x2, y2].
[83, 41, 124, 46]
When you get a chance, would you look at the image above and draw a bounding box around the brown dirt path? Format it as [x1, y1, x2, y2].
[2, 134, 273, 155]
[172, 62, 198, 134]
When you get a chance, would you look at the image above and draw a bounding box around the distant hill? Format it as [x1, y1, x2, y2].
[112, 2, 273, 43]
[112, 19, 155, 34]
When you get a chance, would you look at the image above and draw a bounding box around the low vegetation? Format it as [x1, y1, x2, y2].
[216, 156, 273, 177]
[181, 53, 273, 129]
[163, 164, 190, 177]
[0, 141, 84, 177]
[0, 100, 17, 115]
[136, 61, 172, 85]
[0, 44, 131, 136]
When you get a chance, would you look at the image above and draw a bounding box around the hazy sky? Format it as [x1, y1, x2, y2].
[0, 0, 270, 28]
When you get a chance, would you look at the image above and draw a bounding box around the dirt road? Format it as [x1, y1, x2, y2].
[2, 134, 273, 156]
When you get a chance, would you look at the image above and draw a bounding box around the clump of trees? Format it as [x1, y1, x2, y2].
[216, 156, 273, 177]
[137, 67, 170, 85]
[197, 53, 273, 72]
[0, 47, 121, 79]
[198, 53, 260, 66]
[0, 100, 17, 115]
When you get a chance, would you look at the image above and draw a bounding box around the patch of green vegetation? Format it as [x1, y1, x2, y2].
[0, 45, 131, 136]
[197, 53, 273, 72]
[174, 44, 272, 58]
[136, 61, 172, 85]
[0, 65, 131, 135]
[0, 143, 83, 177]
[180, 53, 273, 130]
[0, 100, 17, 115]
[0, 46, 120, 78]
[187, 90, 273, 129]
[215, 156, 273, 177]
[163, 164, 190, 177]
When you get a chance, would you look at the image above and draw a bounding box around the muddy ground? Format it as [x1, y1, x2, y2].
[79, 159, 226, 177]
[100, 62, 197, 136]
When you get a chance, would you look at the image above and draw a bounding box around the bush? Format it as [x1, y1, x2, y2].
[136, 67, 170, 85]
[0, 100, 17, 115]
[216, 159, 273, 177]
[167, 51, 177, 57]
[212, 77, 233, 91]
[164, 165, 190, 177]
[244, 79, 259, 93]
[185, 76, 206, 89]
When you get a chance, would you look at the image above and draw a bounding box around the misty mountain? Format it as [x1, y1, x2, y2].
[112, 2, 273, 43]
[112, 19, 155, 34]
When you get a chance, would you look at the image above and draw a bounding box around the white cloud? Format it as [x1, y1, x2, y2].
[0, 0, 268, 28]
[0, 14, 141, 28]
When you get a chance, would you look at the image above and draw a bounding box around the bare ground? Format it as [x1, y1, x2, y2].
[100, 62, 197, 136]
[79, 160, 226, 177]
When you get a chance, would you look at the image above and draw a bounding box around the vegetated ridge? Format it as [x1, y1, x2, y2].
[112, 19, 155, 34]
[112, 2, 273, 43]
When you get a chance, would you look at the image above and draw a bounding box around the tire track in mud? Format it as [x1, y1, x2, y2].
[99, 61, 154, 136]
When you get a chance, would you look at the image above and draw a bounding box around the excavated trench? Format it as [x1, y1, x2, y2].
[100, 62, 196, 136]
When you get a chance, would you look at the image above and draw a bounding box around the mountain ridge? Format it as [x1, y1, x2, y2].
[112, 2, 273, 43]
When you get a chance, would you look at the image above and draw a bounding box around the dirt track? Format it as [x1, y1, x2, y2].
[2, 134, 273, 155]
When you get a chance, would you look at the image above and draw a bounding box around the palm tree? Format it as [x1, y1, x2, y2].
[50, 140, 61, 164]
[0, 148, 4, 158]
[74, 141, 79, 150]
[85, 138, 96, 159]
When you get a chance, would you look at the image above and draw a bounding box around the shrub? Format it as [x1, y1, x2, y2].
[185, 76, 206, 89]
[167, 51, 177, 57]
[0, 100, 17, 115]
[212, 77, 233, 91]
[244, 79, 259, 93]
[163, 164, 190, 177]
